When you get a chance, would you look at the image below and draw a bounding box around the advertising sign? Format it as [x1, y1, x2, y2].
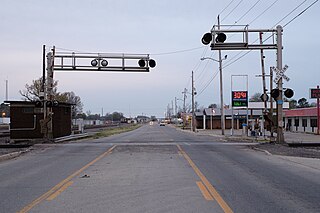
[232, 91, 248, 107]
[310, 88, 320, 99]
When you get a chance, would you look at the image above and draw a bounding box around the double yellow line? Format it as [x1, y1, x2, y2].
[19, 144, 232, 213]
[177, 145, 233, 213]
[18, 145, 116, 213]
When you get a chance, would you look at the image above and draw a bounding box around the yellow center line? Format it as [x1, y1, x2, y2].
[46, 181, 73, 201]
[196, 181, 213, 201]
[18, 145, 116, 213]
[177, 145, 233, 213]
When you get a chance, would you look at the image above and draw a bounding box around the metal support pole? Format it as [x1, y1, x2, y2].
[270, 67, 274, 138]
[192, 71, 196, 132]
[260, 32, 267, 138]
[182, 88, 187, 129]
[42, 45, 46, 96]
[231, 76, 234, 136]
[175, 97, 177, 118]
[218, 16, 225, 135]
[211, 112, 213, 130]
[5, 80, 8, 101]
[317, 85, 320, 135]
[246, 76, 249, 136]
[276, 25, 284, 143]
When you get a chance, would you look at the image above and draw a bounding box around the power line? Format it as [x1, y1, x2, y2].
[283, 0, 319, 28]
[231, 0, 262, 25]
[221, 0, 244, 22]
[150, 46, 205, 56]
[248, 0, 280, 25]
[196, 69, 220, 97]
[272, 0, 308, 28]
[224, 0, 318, 69]
[219, 0, 237, 16]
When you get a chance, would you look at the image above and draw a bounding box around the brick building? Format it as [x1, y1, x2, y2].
[284, 107, 319, 133]
[7, 101, 72, 140]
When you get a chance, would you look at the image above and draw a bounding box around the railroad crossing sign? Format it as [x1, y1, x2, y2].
[272, 65, 289, 83]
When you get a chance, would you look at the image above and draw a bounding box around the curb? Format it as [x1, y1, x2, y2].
[251, 147, 272, 156]
[54, 133, 91, 143]
[0, 149, 30, 162]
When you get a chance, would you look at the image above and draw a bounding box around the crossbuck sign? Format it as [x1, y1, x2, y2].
[272, 65, 289, 83]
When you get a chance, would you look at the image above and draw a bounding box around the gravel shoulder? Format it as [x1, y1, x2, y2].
[251, 143, 320, 159]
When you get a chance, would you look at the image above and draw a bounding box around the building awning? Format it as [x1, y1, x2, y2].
[284, 107, 318, 117]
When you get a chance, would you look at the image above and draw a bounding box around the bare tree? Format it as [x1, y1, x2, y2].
[57, 92, 83, 117]
[19, 77, 58, 101]
[20, 77, 83, 116]
[249, 92, 262, 102]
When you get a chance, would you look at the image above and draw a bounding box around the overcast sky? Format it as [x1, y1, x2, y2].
[0, 0, 319, 118]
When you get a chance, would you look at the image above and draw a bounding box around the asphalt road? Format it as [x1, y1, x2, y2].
[0, 124, 319, 213]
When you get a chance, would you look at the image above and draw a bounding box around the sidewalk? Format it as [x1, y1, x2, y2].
[194, 128, 320, 145]
[178, 127, 320, 170]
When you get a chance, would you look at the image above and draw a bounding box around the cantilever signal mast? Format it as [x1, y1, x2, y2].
[201, 25, 286, 143]
[42, 46, 157, 140]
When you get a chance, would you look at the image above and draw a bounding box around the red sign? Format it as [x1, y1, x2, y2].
[310, 88, 320, 99]
[232, 91, 248, 107]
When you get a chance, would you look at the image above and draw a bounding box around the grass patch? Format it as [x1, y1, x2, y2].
[93, 124, 141, 139]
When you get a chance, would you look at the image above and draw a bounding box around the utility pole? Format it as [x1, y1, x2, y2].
[191, 71, 196, 132]
[270, 67, 274, 138]
[218, 15, 225, 135]
[171, 100, 174, 120]
[317, 85, 320, 135]
[260, 32, 267, 138]
[5, 79, 8, 101]
[175, 97, 177, 118]
[276, 25, 284, 143]
[182, 88, 187, 129]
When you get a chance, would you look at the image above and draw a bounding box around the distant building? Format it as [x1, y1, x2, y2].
[195, 102, 289, 130]
[136, 115, 150, 123]
[284, 107, 319, 133]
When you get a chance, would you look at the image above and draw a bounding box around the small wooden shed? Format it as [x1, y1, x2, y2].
[7, 101, 72, 140]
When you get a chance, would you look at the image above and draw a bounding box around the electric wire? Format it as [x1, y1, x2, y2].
[150, 46, 205, 56]
[219, 0, 237, 16]
[231, 0, 262, 25]
[196, 69, 220, 97]
[179, 0, 318, 106]
[248, 0, 280, 25]
[195, 51, 215, 81]
[195, 0, 314, 97]
[224, 0, 318, 69]
[272, 0, 308, 28]
[221, 0, 244, 22]
[283, 0, 318, 28]
[212, 0, 237, 26]
[182, 0, 298, 100]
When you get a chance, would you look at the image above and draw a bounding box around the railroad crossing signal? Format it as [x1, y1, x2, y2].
[272, 65, 289, 83]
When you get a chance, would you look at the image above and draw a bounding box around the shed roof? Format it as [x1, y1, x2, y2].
[284, 107, 318, 117]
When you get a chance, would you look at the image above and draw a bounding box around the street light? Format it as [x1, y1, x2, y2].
[201, 55, 227, 135]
